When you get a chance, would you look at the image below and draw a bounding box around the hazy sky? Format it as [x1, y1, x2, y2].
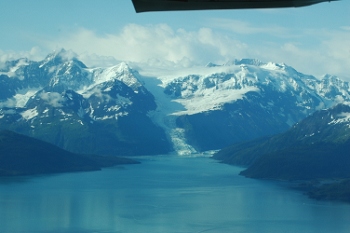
[0, 0, 349, 79]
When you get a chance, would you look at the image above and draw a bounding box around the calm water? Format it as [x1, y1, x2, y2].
[0, 155, 349, 233]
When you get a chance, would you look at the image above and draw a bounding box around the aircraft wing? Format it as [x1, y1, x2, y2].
[132, 0, 337, 13]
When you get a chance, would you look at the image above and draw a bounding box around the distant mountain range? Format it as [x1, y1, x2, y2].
[166, 61, 350, 152]
[0, 49, 170, 156]
[1, 49, 349, 156]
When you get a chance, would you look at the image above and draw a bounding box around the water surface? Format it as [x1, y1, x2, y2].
[0, 155, 349, 233]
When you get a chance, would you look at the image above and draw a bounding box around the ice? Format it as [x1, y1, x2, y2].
[13, 89, 40, 107]
[328, 112, 350, 125]
[140, 75, 196, 155]
[172, 86, 258, 116]
[21, 107, 38, 120]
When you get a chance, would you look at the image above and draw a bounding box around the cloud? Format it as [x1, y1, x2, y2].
[41, 24, 248, 67]
[3, 22, 349, 81]
[262, 28, 350, 79]
[0, 47, 46, 64]
[0, 98, 17, 108]
[39, 92, 65, 107]
[56, 49, 78, 62]
[208, 18, 290, 36]
[78, 53, 119, 68]
[341, 26, 350, 31]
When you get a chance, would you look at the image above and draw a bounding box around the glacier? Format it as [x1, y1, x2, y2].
[0, 50, 349, 156]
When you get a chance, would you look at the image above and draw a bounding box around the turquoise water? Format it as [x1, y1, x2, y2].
[0, 155, 349, 233]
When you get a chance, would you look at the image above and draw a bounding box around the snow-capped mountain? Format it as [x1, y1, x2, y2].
[0, 50, 349, 155]
[214, 103, 350, 166]
[213, 103, 350, 183]
[0, 49, 170, 156]
[138, 59, 350, 152]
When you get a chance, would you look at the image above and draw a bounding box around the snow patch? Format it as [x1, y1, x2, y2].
[21, 107, 38, 120]
[3, 59, 29, 78]
[115, 112, 128, 120]
[172, 86, 258, 115]
[328, 112, 350, 125]
[13, 88, 41, 107]
[89, 62, 142, 91]
[107, 105, 121, 112]
[95, 115, 114, 121]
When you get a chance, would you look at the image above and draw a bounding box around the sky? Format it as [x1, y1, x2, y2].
[0, 0, 349, 80]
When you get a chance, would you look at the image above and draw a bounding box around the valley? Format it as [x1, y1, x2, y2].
[1, 49, 349, 156]
[1, 49, 350, 202]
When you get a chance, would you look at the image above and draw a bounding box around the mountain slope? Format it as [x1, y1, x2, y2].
[0, 50, 171, 156]
[142, 59, 350, 152]
[0, 130, 138, 176]
[240, 140, 350, 180]
[1, 51, 350, 155]
[214, 103, 350, 180]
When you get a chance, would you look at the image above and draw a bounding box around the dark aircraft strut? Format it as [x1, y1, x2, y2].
[131, 0, 338, 13]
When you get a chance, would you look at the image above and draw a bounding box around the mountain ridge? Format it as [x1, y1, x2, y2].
[152, 60, 350, 151]
[212, 103, 350, 202]
[1, 49, 349, 155]
[213, 103, 350, 179]
[0, 129, 138, 176]
[0, 50, 171, 156]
